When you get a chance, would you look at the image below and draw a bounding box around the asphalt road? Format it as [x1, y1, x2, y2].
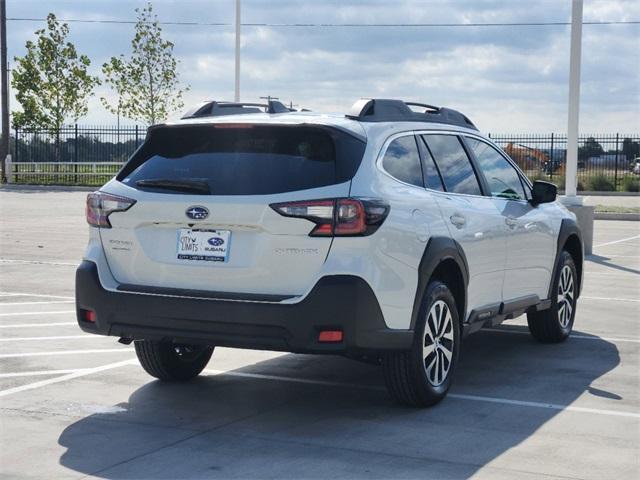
[0, 187, 639, 479]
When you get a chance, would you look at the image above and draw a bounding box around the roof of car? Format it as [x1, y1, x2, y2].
[158, 98, 480, 141]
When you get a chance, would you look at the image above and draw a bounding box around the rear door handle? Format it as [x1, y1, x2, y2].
[505, 217, 518, 228]
[450, 214, 466, 228]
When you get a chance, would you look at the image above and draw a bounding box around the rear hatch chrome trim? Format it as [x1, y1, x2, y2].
[117, 284, 298, 304]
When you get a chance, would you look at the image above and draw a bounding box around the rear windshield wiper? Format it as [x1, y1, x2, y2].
[135, 179, 211, 194]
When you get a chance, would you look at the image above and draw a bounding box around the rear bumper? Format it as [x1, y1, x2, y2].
[75, 261, 413, 354]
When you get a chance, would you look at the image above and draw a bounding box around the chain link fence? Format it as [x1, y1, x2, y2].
[6, 126, 640, 191]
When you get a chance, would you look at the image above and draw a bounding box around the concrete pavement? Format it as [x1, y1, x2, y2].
[0, 188, 638, 479]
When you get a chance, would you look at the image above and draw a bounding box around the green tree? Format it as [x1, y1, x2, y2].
[101, 3, 188, 125]
[100, 56, 129, 128]
[11, 14, 99, 133]
[578, 137, 605, 161]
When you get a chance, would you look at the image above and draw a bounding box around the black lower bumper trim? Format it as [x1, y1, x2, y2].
[75, 261, 413, 354]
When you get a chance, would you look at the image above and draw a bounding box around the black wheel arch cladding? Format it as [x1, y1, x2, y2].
[550, 218, 584, 300]
[411, 236, 469, 330]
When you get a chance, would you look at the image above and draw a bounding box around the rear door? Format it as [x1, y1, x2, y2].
[420, 133, 507, 316]
[99, 124, 365, 297]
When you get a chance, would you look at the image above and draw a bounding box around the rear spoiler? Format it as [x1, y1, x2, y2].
[181, 100, 292, 119]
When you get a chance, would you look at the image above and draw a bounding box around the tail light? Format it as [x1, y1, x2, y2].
[86, 192, 136, 228]
[270, 198, 389, 237]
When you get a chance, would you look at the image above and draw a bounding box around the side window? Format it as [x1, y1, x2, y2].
[466, 138, 526, 200]
[422, 134, 482, 196]
[382, 136, 424, 187]
[418, 137, 445, 191]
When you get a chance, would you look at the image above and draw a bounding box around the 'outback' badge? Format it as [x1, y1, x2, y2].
[185, 206, 209, 220]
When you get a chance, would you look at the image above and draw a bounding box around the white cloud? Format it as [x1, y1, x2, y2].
[5, 0, 639, 132]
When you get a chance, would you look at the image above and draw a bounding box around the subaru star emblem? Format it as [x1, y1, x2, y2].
[185, 206, 209, 220]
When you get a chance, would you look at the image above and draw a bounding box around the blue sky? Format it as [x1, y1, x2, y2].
[5, 0, 640, 132]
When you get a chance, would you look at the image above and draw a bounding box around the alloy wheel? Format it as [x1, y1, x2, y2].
[423, 300, 455, 386]
[557, 265, 575, 328]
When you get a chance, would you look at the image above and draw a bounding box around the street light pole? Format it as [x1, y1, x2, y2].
[565, 0, 583, 202]
[234, 0, 241, 102]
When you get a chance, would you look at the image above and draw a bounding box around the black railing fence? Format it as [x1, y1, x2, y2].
[488, 133, 640, 191]
[7, 126, 640, 191]
[12, 125, 144, 164]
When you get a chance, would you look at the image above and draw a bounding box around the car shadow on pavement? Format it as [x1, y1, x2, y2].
[58, 326, 621, 479]
[587, 254, 640, 276]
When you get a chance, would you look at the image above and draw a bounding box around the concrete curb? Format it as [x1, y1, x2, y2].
[594, 212, 640, 221]
[0, 184, 96, 192]
[558, 191, 640, 197]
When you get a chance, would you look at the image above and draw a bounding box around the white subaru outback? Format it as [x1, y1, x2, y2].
[76, 98, 583, 407]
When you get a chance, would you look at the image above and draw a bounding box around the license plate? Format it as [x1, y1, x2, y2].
[176, 229, 231, 262]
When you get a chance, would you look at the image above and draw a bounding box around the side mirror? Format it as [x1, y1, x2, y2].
[530, 180, 557, 206]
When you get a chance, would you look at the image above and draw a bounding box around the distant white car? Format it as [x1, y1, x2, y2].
[76, 98, 583, 407]
[632, 159, 640, 175]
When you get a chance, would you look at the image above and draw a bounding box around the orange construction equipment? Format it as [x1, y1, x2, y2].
[503, 143, 550, 170]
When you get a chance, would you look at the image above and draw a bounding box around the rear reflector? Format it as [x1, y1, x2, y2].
[81, 309, 96, 323]
[318, 330, 343, 343]
[270, 198, 389, 237]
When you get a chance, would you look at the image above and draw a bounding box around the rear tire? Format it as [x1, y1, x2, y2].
[134, 340, 213, 381]
[383, 280, 460, 407]
[527, 250, 577, 343]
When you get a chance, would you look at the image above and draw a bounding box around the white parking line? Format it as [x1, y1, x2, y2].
[204, 369, 640, 419]
[0, 300, 75, 306]
[483, 328, 640, 344]
[0, 335, 99, 342]
[446, 393, 640, 419]
[0, 291, 74, 300]
[594, 235, 640, 248]
[0, 322, 76, 328]
[0, 310, 75, 317]
[0, 258, 78, 266]
[0, 348, 132, 359]
[0, 369, 88, 378]
[585, 271, 640, 277]
[0, 359, 636, 418]
[581, 296, 640, 303]
[0, 359, 136, 398]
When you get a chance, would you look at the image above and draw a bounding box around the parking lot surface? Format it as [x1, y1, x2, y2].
[0, 187, 639, 479]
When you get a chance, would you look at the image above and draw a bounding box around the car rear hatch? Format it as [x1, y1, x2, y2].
[97, 123, 366, 299]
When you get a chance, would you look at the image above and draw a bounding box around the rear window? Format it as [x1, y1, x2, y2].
[382, 136, 423, 187]
[119, 125, 366, 195]
[422, 134, 482, 196]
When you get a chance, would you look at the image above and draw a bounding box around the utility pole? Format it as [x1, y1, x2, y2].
[234, 0, 241, 102]
[1, 0, 9, 183]
[565, 0, 583, 202]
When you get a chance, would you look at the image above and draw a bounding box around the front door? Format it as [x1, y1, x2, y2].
[464, 136, 556, 302]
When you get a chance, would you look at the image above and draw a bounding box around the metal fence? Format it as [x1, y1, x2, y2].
[488, 133, 640, 191]
[9, 125, 144, 186]
[6, 126, 640, 191]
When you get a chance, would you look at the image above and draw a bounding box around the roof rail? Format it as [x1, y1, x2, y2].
[345, 98, 477, 130]
[181, 100, 291, 119]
